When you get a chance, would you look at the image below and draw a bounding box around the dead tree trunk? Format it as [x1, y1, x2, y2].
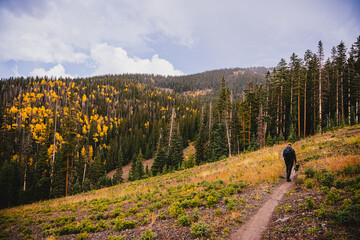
[168, 107, 175, 147]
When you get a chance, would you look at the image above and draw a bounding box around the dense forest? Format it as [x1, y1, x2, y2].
[98, 67, 268, 99]
[194, 36, 360, 164]
[0, 77, 201, 208]
[1, 35, 359, 209]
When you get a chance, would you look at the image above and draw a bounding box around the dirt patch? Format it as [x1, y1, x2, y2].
[107, 158, 154, 181]
[107, 143, 195, 181]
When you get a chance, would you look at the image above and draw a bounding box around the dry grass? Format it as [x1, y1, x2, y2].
[2, 125, 359, 217]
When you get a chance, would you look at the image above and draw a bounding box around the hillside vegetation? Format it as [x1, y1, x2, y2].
[1, 125, 359, 239]
[1, 36, 360, 215]
[115, 67, 267, 98]
[0, 77, 201, 207]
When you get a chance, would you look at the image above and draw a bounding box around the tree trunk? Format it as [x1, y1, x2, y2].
[225, 118, 231, 156]
[277, 95, 280, 135]
[304, 70, 307, 137]
[298, 72, 301, 137]
[243, 110, 246, 151]
[51, 100, 57, 193]
[319, 63, 322, 132]
[209, 102, 212, 136]
[23, 164, 27, 191]
[348, 69, 351, 125]
[280, 85, 283, 134]
[341, 71, 344, 123]
[169, 107, 175, 147]
[82, 162, 87, 184]
[290, 69, 293, 114]
[336, 70, 339, 125]
[65, 156, 69, 196]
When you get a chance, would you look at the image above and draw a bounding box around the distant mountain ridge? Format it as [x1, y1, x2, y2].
[102, 67, 268, 99]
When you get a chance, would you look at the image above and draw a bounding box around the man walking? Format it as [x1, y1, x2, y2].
[283, 143, 297, 182]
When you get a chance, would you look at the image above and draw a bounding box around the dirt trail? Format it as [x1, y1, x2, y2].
[231, 173, 296, 240]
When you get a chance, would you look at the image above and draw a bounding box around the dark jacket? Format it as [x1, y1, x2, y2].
[283, 146, 297, 163]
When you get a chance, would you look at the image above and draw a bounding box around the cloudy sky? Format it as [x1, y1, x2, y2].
[0, 0, 359, 78]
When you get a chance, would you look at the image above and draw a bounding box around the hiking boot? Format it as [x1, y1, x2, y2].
[287, 179, 291, 182]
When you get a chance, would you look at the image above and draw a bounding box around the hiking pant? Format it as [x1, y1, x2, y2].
[285, 159, 294, 180]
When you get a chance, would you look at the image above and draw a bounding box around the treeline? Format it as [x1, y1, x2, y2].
[194, 36, 360, 164]
[98, 67, 267, 98]
[0, 76, 201, 208]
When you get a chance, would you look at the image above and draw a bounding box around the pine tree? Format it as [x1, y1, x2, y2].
[151, 129, 167, 176]
[318, 41, 324, 132]
[88, 150, 105, 185]
[167, 128, 184, 169]
[128, 155, 137, 181]
[195, 111, 208, 164]
[134, 151, 145, 180]
[113, 148, 124, 184]
[265, 132, 274, 147]
[213, 123, 228, 160]
[248, 133, 260, 151]
[34, 144, 51, 201]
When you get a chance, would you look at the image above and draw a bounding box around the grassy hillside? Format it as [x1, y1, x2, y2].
[1, 125, 359, 240]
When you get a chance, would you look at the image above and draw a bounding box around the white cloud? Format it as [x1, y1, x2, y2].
[30, 64, 73, 78]
[0, 0, 195, 64]
[0, 0, 359, 76]
[91, 43, 183, 76]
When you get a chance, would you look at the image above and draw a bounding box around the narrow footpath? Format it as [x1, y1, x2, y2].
[230, 173, 296, 240]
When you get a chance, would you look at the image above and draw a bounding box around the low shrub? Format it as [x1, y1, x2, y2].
[189, 197, 202, 208]
[226, 197, 239, 211]
[178, 214, 191, 226]
[305, 167, 315, 178]
[214, 208, 222, 216]
[113, 218, 137, 231]
[55, 223, 80, 236]
[335, 204, 360, 226]
[305, 197, 315, 209]
[77, 232, 89, 240]
[325, 189, 342, 205]
[191, 221, 210, 237]
[140, 229, 157, 240]
[107, 234, 126, 240]
[205, 195, 218, 208]
[192, 209, 200, 222]
[321, 173, 335, 187]
[305, 179, 314, 189]
[168, 202, 185, 218]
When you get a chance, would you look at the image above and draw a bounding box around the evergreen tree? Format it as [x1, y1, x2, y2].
[0, 160, 21, 209]
[88, 150, 105, 185]
[265, 132, 274, 147]
[134, 151, 145, 180]
[248, 133, 260, 151]
[213, 123, 228, 160]
[151, 130, 167, 176]
[128, 155, 137, 181]
[195, 113, 208, 164]
[113, 148, 124, 184]
[34, 144, 51, 201]
[167, 128, 184, 169]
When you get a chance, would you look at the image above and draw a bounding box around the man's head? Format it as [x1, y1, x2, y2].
[288, 143, 292, 146]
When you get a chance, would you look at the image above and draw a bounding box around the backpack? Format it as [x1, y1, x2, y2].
[283, 147, 292, 160]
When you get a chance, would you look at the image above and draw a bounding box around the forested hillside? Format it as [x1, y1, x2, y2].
[1, 35, 360, 210]
[0, 77, 201, 208]
[100, 67, 268, 99]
